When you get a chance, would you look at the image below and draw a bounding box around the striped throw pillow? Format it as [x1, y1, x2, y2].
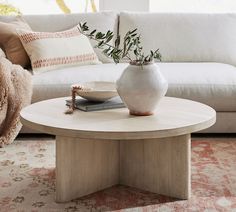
[17, 26, 101, 73]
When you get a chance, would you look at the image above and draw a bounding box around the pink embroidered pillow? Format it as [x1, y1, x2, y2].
[17, 26, 101, 73]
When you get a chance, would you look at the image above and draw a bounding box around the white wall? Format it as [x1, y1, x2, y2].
[100, 0, 149, 12]
[150, 0, 236, 12]
[100, 0, 236, 13]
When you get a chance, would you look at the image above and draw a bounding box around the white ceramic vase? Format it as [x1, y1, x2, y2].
[116, 62, 168, 116]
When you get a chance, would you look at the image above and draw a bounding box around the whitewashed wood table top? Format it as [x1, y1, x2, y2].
[20, 97, 216, 140]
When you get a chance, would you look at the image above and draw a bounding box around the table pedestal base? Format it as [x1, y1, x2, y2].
[120, 134, 191, 200]
[55, 134, 191, 202]
[56, 136, 119, 202]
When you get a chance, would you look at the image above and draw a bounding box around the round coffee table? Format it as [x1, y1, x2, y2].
[20, 97, 216, 202]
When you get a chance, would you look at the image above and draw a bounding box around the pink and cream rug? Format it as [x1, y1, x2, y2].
[0, 136, 236, 211]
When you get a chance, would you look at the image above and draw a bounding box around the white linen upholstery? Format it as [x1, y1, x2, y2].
[32, 63, 128, 103]
[119, 12, 236, 66]
[0, 12, 118, 63]
[160, 63, 236, 112]
[200, 112, 236, 133]
[32, 62, 236, 112]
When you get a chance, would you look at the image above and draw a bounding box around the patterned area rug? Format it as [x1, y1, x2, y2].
[0, 136, 236, 211]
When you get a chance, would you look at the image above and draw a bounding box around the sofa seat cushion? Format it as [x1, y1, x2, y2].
[161, 62, 236, 112]
[32, 63, 127, 103]
[32, 62, 236, 112]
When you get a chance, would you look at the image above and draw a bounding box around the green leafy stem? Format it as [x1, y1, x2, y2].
[78, 22, 162, 65]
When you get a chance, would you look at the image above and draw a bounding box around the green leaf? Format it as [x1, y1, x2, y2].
[105, 35, 113, 43]
[131, 33, 137, 37]
[126, 42, 133, 53]
[98, 41, 104, 47]
[95, 32, 103, 39]
[90, 29, 96, 35]
[130, 28, 137, 34]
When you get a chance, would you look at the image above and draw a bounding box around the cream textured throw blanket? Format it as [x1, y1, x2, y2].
[0, 50, 32, 147]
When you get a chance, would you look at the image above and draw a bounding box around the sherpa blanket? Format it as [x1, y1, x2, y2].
[0, 51, 32, 147]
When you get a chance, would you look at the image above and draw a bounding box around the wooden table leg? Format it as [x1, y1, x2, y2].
[55, 136, 119, 202]
[119, 134, 191, 199]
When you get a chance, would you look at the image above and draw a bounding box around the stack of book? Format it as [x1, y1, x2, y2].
[66, 97, 126, 112]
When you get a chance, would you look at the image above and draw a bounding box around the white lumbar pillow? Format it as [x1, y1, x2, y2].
[17, 25, 101, 73]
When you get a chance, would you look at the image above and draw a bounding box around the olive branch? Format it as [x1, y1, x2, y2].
[78, 22, 162, 65]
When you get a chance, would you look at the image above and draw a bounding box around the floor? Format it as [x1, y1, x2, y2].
[0, 135, 236, 211]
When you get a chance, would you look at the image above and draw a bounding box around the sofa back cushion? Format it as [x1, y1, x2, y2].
[119, 12, 236, 66]
[0, 12, 118, 63]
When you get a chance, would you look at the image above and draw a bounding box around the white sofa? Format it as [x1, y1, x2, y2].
[1, 11, 236, 133]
